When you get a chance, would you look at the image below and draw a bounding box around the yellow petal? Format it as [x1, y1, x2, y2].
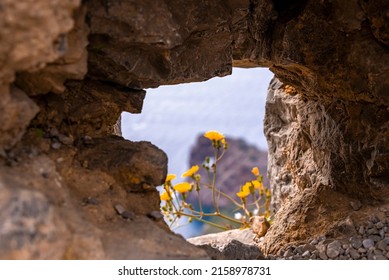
[251, 167, 260, 176]
[173, 182, 192, 193]
[165, 174, 176, 183]
[251, 180, 263, 189]
[236, 190, 250, 198]
[182, 165, 199, 177]
[242, 182, 251, 193]
[160, 191, 172, 201]
[204, 130, 224, 141]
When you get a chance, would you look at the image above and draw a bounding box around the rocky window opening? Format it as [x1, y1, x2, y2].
[121, 67, 273, 238]
[1, 0, 388, 261]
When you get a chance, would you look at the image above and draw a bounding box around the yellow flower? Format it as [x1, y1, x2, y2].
[204, 130, 224, 141]
[182, 165, 199, 177]
[165, 174, 176, 183]
[251, 167, 260, 176]
[160, 191, 172, 201]
[236, 183, 251, 198]
[173, 182, 192, 193]
[251, 180, 263, 189]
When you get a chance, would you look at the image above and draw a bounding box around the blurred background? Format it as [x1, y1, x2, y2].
[122, 67, 273, 237]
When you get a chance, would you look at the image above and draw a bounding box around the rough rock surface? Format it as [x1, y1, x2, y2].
[188, 229, 264, 260]
[0, 0, 388, 259]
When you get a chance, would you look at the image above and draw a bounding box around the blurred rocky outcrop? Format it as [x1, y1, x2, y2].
[0, 0, 388, 259]
[188, 135, 268, 208]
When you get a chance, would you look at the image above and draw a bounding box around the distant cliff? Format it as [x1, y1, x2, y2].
[188, 135, 268, 209]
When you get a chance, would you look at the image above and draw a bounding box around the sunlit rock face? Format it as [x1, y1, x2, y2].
[0, 0, 388, 258]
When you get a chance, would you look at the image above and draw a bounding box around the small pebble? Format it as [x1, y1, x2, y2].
[302, 251, 311, 258]
[368, 235, 381, 242]
[326, 248, 340, 259]
[349, 248, 360, 259]
[114, 204, 135, 220]
[350, 236, 363, 249]
[362, 239, 375, 249]
[375, 222, 384, 230]
[358, 248, 367, 253]
[283, 249, 293, 258]
[310, 239, 319, 245]
[319, 252, 328, 260]
[373, 255, 387, 260]
[58, 134, 74, 145]
[51, 142, 61, 150]
[373, 249, 383, 255]
[350, 200, 362, 211]
[376, 240, 387, 251]
[302, 244, 316, 252]
[367, 228, 378, 235]
[147, 211, 164, 221]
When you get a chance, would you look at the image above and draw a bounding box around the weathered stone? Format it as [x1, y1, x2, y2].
[373, 255, 388, 260]
[362, 239, 375, 249]
[188, 229, 264, 260]
[319, 252, 328, 260]
[349, 248, 361, 260]
[0, 174, 70, 259]
[15, 6, 89, 95]
[87, 0, 234, 89]
[0, 86, 39, 150]
[326, 240, 342, 259]
[0, 0, 81, 86]
[350, 236, 363, 249]
[75, 136, 167, 192]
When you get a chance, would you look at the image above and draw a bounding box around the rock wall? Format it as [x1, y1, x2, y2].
[0, 0, 388, 258]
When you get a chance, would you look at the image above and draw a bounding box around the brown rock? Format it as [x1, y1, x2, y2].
[1, 0, 388, 260]
[0, 86, 39, 150]
[0, 0, 81, 86]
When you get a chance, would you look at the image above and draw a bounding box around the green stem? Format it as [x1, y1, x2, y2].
[211, 147, 219, 214]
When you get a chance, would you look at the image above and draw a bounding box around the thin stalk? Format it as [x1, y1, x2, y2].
[211, 146, 219, 213]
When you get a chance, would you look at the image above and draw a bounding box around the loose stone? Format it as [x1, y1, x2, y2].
[283, 249, 294, 258]
[367, 228, 378, 235]
[376, 240, 387, 251]
[310, 239, 318, 245]
[362, 239, 375, 249]
[350, 236, 363, 249]
[358, 248, 367, 253]
[368, 235, 381, 242]
[349, 248, 360, 259]
[302, 251, 311, 258]
[319, 252, 328, 260]
[326, 248, 340, 259]
[373, 255, 388, 260]
[375, 222, 384, 230]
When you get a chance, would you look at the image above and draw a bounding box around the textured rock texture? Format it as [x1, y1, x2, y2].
[0, 0, 388, 259]
[188, 229, 264, 260]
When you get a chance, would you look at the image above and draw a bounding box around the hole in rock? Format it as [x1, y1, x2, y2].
[121, 68, 273, 238]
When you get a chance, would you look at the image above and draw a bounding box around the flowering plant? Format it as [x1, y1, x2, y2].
[160, 130, 272, 234]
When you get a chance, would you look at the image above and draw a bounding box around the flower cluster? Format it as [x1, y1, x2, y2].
[160, 130, 272, 232]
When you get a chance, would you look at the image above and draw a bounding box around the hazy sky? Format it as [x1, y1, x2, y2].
[122, 67, 273, 177]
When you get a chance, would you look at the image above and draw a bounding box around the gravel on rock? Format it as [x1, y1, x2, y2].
[264, 216, 389, 260]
